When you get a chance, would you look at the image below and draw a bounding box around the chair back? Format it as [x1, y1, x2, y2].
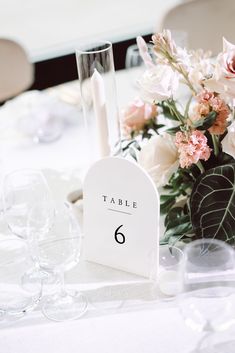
[160, 0, 235, 55]
[0, 38, 34, 102]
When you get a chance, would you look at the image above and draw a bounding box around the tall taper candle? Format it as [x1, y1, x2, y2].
[90, 69, 110, 158]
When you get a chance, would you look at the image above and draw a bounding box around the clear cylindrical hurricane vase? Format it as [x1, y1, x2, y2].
[76, 41, 121, 163]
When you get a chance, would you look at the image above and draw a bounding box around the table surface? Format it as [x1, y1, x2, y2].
[0, 67, 143, 174]
[0, 303, 202, 353]
[0, 0, 180, 62]
[0, 66, 204, 352]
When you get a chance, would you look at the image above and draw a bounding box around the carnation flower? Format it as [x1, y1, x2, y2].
[193, 90, 230, 135]
[175, 130, 211, 168]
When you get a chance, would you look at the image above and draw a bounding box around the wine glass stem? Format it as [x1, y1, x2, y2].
[58, 270, 67, 297]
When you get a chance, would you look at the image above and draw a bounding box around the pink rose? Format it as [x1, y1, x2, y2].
[204, 38, 235, 99]
[121, 97, 157, 134]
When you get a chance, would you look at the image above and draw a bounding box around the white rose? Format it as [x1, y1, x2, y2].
[188, 49, 213, 88]
[138, 133, 179, 187]
[221, 121, 235, 159]
[138, 65, 179, 103]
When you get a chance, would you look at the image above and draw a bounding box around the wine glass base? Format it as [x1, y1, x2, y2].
[0, 292, 40, 317]
[87, 285, 124, 313]
[41, 291, 88, 322]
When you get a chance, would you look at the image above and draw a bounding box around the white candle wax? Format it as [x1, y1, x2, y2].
[90, 69, 110, 158]
[158, 270, 180, 296]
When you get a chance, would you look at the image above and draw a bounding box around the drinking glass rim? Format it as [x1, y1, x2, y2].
[76, 40, 112, 55]
[184, 238, 234, 258]
[3, 168, 48, 187]
[159, 244, 185, 268]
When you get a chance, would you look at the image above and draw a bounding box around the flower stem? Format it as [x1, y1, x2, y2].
[196, 160, 205, 174]
[212, 134, 219, 157]
[184, 95, 193, 119]
[167, 100, 185, 124]
[170, 62, 197, 95]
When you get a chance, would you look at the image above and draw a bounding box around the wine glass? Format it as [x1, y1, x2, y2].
[125, 43, 154, 86]
[33, 204, 88, 321]
[0, 237, 42, 320]
[125, 43, 154, 69]
[2, 169, 56, 288]
[2, 169, 54, 239]
[178, 238, 235, 352]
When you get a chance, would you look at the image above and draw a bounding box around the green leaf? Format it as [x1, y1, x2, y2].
[129, 147, 138, 161]
[163, 222, 192, 239]
[160, 194, 178, 202]
[165, 214, 190, 231]
[158, 101, 179, 121]
[160, 197, 176, 215]
[193, 111, 217, 131]
[165, 126, 181, 135]
[150, 123, 165, 130]
[190, 164, 235, 244]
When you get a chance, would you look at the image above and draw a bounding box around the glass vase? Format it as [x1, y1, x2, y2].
[76, 41, 121, 164]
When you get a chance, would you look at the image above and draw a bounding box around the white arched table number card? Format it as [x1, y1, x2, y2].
[83, 157, 160, 278]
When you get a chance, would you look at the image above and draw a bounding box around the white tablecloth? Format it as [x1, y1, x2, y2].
[0, 304, 202, 353]
[0, 68, 140, 175]
[0, 68, 203, 352]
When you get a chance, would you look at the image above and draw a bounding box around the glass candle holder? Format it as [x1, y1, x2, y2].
[76, 41, 121, 164]
[158, 245, 184, 296]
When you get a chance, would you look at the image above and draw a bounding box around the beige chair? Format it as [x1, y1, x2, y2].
[159, 0, 235, 55]
[0, 38, 34, 102]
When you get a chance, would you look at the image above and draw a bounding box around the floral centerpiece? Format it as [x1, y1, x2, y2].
[121, 30, 235, 246]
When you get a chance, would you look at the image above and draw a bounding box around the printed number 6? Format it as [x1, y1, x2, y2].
[114, 225, 125, 244]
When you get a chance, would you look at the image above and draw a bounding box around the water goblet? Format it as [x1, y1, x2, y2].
[177, 238, 235, 352]
[125, 43, 154, 69]
[2, 169, 56, 288]
[2, 169, 54, 239]
[125, 42, 154, 87]
[22, 200, 56, 289]
[0, 237, 42, 320]
[34, 204, 88, 321]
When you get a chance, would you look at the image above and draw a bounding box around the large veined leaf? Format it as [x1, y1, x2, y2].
[190, 164, 235, 244]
